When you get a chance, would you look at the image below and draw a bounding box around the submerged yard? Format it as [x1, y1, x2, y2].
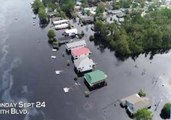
[1, 0, 171, 120]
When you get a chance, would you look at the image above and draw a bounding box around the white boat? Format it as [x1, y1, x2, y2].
[51, 56, 56, 59]
[55, 70, 63, 75]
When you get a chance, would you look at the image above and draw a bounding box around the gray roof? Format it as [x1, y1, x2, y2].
[66, 40, 86, 50]
[81, 16, 94, 21]
[133, 97, 151, 112]
[121, 94, 141, 104]
[121, 94, 151, 114]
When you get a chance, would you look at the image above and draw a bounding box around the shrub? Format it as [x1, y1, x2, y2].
[134, 108, 153, 120]
[138, 89, 146, 97]
[48, 29, 56, 40]
[66, 60, 70, 66]
[89, 35, 94, 41]
[160, 103, 171, 119]
[52, 41, 59, 49]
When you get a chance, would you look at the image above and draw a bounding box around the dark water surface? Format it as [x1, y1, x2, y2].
[1, 0, 171, 120]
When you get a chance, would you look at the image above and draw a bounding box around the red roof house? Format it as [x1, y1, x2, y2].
[71, 47, 91, 59]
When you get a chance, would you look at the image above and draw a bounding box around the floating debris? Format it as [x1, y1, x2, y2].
[141, 69, 146, 75]
[62, 52, 65, 57]
[63, 87, 70, 93]
[154, 98, 163, 111]
[55, 70, 63, 75]
[32, 15, 36, 19]
[74, 75, 78, 81]
[52, 49, 57, 52]
[134, 65, 138, 68]
[51, 56, 56, 59]
[85, 91, 90, 97]
[75, 82, 81, 86]
[33, 22, 36, 26]
[66, 60, 70, 66]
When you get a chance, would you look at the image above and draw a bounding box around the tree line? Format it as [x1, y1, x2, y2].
[94, 8, 171, 56]
[32, 0, 48, 23]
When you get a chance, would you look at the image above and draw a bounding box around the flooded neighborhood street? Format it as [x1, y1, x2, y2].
[1, 0, 171, 120]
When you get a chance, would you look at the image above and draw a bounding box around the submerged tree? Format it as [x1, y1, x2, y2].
[32, 0, 42, 14]
[61, 0, 75, 17]
[32, 0, 48, 23]
[160, 103, 171, 119]
[95, 2, 105, 20]
[38, 6, 48, 23]
[47, 29, 56, 42]
[138, 89, 146, 97]
[48, 1, 57, 12]
[82, 0, 88, 8]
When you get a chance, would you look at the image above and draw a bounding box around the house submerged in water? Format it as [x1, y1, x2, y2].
[120, 94, 152, 116]
[65, 40, 86, 51]
[63, 28, 78, 36]
[84, 70, 107, 88]
[74, 57, 95, 73]
[71, 47, 91, 59]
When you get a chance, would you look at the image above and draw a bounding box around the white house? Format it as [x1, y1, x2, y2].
[63, 28, 78, 36]
[84, 7, 97, 15]
[74, 57, 95, 73]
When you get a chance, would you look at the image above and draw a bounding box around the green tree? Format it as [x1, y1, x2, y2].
[61, 0, 75, 17]
[94, 20, 108, 38]
[32, 0, 42, 14]
[48, 30, 56, 41]
[113, 0, 120, 10]
[93, 8, 171, 57]
[160, 103, 171, 119]
[96, 2, 105, 16]
[139, 0, 146, 8]
[86, 10, 90, 16]
[42, 0, 56, 5]
[119, 0, 131, 8]
[94, 20, 104, 34]
[115, 34, 131, 56]
[82, 0, 88, 8]
[48, 2, 57, 12]
[38, 6, 48, 23]
[52, 41, 59, 48]
[60, 10, 67, 18]
[138, 89, 146, 97]
[95, 2, 105, 20]
[134, 108, 153, 120]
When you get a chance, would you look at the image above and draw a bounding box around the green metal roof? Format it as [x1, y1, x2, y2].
[84, 70, 107, 86]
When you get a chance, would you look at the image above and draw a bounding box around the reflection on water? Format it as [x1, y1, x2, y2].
[1, 58, 21, 102]
[0, 0, 46, 119]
